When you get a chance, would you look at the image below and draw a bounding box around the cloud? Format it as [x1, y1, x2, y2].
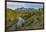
[7, 2, 43, 9]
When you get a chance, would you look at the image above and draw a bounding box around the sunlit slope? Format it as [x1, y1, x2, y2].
[6, 8, 44, 30]
[6, 8, 32, 27]
[6, 8, 17, 27]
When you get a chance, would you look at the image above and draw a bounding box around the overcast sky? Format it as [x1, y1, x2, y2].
[7, 2, 43, 10]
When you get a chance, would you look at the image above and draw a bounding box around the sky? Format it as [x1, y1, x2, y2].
[7, 2, 43, 10]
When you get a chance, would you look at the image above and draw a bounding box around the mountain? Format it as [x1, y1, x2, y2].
[15, 8, 37, 12]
